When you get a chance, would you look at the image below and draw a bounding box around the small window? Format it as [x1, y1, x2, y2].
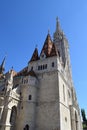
[40, 52, 46, 59]
[24, 79, 28, 84]
[68, 90, 71, 98]
[24, 124, 29, 130]
[0, 108, 2, 114]
[22, 78, 23, 83]
[38, 66, 40, 70]
[20, 92, 21, 96]
[44, 64, 47, 69]
[41, 65, 42, 70]
[31, 66, 33, 70]
[43, 65, 44, 70]
[65, 117, 67, 122]
[14, 84, 19, 88]
[10, 106, 17, 125]
[52, 62, 54, 67]
[29, 95, 32, 100]
[63, 85, 65, 101]
[58, 51, 60, 57]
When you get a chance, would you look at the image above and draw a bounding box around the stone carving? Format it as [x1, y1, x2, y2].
[6, 70, 13, 91]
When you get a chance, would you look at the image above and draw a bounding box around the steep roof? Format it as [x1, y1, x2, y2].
[15, 67, 36, 77]
[50, 43, 58, 57]
[40, 33, 58, 58]
[15, 67, 28, 77]
[29, 48, 39, 62]
[25, 70, 37, 77]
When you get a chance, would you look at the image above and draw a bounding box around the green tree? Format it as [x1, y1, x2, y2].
[81, 109, 87, 122]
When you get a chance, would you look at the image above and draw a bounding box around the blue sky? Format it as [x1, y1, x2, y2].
[0, 0, 87, 116]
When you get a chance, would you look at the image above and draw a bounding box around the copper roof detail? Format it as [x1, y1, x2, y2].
[29, 48, 39, 62]
[25, 70, 37, 77]
[40, 34, 58, 58]
[16, 67, 28, 77]
[15, 67, 36, 77]
[50, 43, 58, 57]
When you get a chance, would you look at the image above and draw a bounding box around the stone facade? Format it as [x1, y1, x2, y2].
[0, 19, 82, 130]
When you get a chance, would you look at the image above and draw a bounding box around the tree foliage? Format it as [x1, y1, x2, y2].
[81, 109, 87, 122]
[81, 109, 87, 128]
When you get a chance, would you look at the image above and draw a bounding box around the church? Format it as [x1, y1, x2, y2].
[0, 19, 82, 130]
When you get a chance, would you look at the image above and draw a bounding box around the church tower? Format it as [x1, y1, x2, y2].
[22, 18, 82, 130]
[53, 18, 73, 86]
[53, 18, 82, 130]
[0, 19, 82, 130]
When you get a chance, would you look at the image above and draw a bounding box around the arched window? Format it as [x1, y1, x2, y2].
[63, 85, 65, 101]
[41, 65, 42, 70]
[43, 65, 44, 70]
[31, 66, 33, 70]
[24, 124, 29, 130]
[58, 51, 60, 57]
[44, 64, 47, 69]
[52, 62, 54, 67]
[75, 111, 78, 130]
[28, 95, 32, 100]
[10, 106, 17, 129]
[68, 90, 71, 98]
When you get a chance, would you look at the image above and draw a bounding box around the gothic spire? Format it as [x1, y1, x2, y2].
[40, 33, 58, 58]
[0, 56, 6, 74]
[56, 17, 61, 32]
[53, 17, 63, 42]
[40, 33, 53, 57]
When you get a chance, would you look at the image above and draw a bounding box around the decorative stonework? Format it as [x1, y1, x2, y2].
[0, 19, 82, 130]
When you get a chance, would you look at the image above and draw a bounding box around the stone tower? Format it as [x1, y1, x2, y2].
[0, 19, 82, 130]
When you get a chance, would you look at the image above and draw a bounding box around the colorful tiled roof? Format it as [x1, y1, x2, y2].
[50, 43, 58, 57]
[29, 48, 39, 62]
[40, 34, 53, 57]
[29, 33, 60, 63]
[16, 67, 36, 77]
[40, 33, 58, 58]
[16, 67, 28, 77]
